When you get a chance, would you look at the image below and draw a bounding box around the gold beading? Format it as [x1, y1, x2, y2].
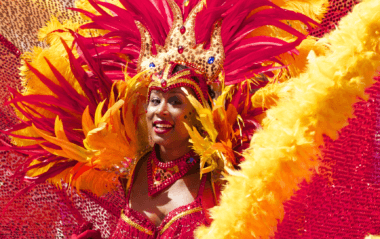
[136, 0, 225, 80]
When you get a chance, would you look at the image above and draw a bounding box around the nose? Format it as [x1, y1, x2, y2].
[156, 99, 169, 116]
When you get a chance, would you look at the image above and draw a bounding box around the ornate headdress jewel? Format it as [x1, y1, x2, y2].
[149, 62, 208, 102]
[136, 0, 225, 81]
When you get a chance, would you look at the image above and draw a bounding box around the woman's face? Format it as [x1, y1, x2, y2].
[146, 87, 196, 150]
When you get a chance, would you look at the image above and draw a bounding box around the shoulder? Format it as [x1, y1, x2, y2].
[119, 150, 152, 196]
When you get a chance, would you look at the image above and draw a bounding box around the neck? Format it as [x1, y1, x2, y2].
[158, 144, 192, 162]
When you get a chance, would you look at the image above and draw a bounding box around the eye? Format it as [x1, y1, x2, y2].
[150, 97, 161, 106]
[169, 96, 182, 105]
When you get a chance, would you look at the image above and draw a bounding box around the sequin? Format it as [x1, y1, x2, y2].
[147, 149, 199, 197]
[180, 26, 186, 34]
[149, 62, 155, 68]
[3, 1, 380, 239]
[113, 171, 210, 239]
[178, 46, 184, 54]
[208, 57, 215, 64]
[136, 1, 225, 80]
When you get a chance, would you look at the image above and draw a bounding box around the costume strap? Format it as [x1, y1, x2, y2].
[125, 161, 208, 203]
[196, 175, 208, 199]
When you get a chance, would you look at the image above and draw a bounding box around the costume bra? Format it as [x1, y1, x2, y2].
[110, 169, 210, 238]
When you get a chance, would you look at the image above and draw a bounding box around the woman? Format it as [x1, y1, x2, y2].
[5, 1, 307, 237]
[110, 63, 216, 238]
[4, 0, 380, 238]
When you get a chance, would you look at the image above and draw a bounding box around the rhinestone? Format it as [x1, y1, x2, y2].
[187, 157, 195, 164]
[180, 26, 186, 34]
[161, 80, 167, 87]
[208, 56, 215, 64]
[149, 62, 155, 68]
[178, 46, 184, 54]
[183, 0, 189, 6]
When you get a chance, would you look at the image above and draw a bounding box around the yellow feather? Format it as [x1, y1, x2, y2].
[28, 161, 58, 177]
[82, 106, 95, 137]
[187, 94, 218, 141]
[94, 100, 106, 126]
[366, 235, 380, 239]
[54, 116, 69, 141]
[38, 144, 70, 159]
[75, 0, 125, 21]
[32, 123, 97, 163]
[100, 99, 125, 123]
[196, 0, 380, 238]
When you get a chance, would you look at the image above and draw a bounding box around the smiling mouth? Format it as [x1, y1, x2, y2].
[154, 123, 173, 128]
[153, 121, 174, 134]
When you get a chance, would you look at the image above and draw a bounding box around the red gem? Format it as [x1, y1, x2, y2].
[180, 26, 186, 34]
[161, 80, 167, 87]
[178, 46, 184, 54]
[155, 172, 161, 181]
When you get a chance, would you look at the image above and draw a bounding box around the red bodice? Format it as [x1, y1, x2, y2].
[110, 174, 210, 238]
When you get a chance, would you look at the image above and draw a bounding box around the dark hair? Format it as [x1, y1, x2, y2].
[171, 64, 215, 104]
[172, 65, 189, 74]
[207, 85, 215, 99]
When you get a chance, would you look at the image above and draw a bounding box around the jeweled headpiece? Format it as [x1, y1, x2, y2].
[5, 0, 322, 225]
[136, 0, 224, 83]
[149, 62, 209, 102]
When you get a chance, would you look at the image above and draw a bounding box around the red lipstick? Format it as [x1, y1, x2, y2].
[153, 120, 174, 134]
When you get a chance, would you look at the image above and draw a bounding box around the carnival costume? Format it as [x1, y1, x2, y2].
[2, 0, 380, 238]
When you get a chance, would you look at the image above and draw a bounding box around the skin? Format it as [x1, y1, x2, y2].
[145, 87, 197, 162]
[128, 86, 214, 227]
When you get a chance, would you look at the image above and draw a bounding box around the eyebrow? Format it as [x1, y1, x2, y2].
[168, 90, 187, 96]
[169, 87, 190, 94]
[150, 89, 187, 97]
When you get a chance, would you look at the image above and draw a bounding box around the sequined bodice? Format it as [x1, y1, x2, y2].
[110, 168, 210, 239]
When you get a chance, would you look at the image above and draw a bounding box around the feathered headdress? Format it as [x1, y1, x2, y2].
[2, 0, 322, 197]
[6, 0, 380, 238]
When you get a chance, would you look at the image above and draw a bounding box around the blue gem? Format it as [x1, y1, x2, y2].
[187, 157, 195, 164]
[149, 62, 155, 68]
[208, 56, 215, 64]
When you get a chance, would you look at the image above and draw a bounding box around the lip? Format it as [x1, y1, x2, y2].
[153, 120, 174, 134]
[153, 120, 173, 126]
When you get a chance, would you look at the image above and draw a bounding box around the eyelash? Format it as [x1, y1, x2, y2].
[170, 98, 182, 105]
[149, 98, 182, 106]
[150, 98, 160, 105]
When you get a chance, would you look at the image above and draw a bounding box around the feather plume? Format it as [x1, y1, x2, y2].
[5, 0, 331, 209]
[184, 86, 244, 176]
[196, 0, 380, 238]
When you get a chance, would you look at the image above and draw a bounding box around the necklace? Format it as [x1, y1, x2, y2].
[147, 148, 199, 197]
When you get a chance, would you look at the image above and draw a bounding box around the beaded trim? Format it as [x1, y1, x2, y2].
[0, 34, 21, 57]
[121, 209, 154, 236]
[136, 0, 225, 80]
[152, 70, 190, 84]
[160, 207, 203, 234]
[147, 62, 208, 103]
[149, 79, 205, 102]
[147, 148, 199, 197]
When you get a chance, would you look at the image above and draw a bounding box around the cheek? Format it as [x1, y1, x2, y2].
[145, 105, 154, 120]
[175, 109, 194, 131]
[176, 107, 189, 121]
[184, 109, 196, 123]
[145, 106, 155, 129]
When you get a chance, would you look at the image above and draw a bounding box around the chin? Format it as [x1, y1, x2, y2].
[152, 135, 171, 147]
[152, 134, 189, 149]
